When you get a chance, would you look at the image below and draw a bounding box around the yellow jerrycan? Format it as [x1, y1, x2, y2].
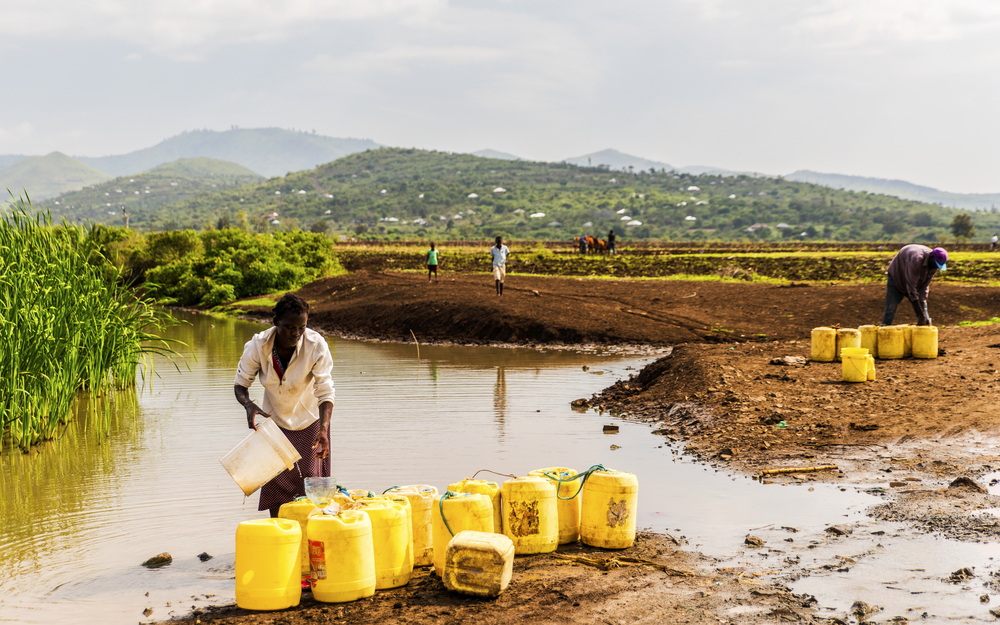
[349, 489, 376, 500]
[858, 325, 879, 359]
[866, 354, 876, 381]
[580, 469, 638, 549]
[443, 530, 515, 598]
[278, 498, 320, 578]
[899, 325, 913, 358]
[501, 476, 558, 555]
[835, 329, 861, 362]
[388, 485, 437, 567]
[912, 326, 938, 359]
[841, 347, 869, 383]
[877, 326, 904, 359]
[447, 479, 502, 533]
[810, 327, 836, 362]
[356, 500, 412, 589]
[432, 492, 493, 575]
[380, 494, 414, 571]
[235, 518, 302, 610]
[528, 467, 581, 544]
[307, 510, 376, 603]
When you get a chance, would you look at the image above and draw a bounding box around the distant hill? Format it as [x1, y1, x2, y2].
[786, 170, 1000, 211]
[75, 128, 382, 178]
[563, 148, 673, 172]
[471, 149, 523, 161]
[0, 155, 26, 171]
[39, 157, 262, 226]
[0, 152, 111, 200]
[137, 147, 1000, 242]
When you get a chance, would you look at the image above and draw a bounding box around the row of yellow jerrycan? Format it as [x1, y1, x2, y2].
[811, 325, 938, 362]
[235, 467, 638, 609]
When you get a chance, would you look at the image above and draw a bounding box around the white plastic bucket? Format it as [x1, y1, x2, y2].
[221, 418, 301, 496]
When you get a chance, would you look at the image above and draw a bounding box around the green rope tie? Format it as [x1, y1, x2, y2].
[383, 486, 401, 494]
[542, 464, 610, 500]
[438, 490, 459, 537]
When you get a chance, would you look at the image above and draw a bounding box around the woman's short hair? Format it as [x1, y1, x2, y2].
[273, 293, 310, 323]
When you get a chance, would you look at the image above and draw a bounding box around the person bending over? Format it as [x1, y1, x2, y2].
[882, 245, 947, 326]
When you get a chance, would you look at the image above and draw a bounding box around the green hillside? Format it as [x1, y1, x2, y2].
[0, 152, 111, 200]
[134, 148, 1000, 242]
[76, 128, 381, 178]
[39, 157, 262, 226]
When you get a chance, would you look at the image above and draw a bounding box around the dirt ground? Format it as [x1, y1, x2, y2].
[241, 270, 999, 347]
[201, 270, 1000, 625]
[183, 533, 821, 625]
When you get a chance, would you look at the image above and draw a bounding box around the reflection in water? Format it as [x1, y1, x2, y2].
[494, 367, 507, 438]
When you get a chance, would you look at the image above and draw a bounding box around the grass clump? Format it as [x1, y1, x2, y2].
[956, 317, 1000, 327]
[0, 198, 175, 451]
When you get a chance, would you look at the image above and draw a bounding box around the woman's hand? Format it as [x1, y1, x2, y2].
[312, 429, 331, 459]
[245, 402, 271, 430]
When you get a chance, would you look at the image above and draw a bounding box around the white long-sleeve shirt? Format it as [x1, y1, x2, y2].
[234, 327, 335, 431]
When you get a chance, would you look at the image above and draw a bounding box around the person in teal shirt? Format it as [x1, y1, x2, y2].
[426, 242, 439, 282]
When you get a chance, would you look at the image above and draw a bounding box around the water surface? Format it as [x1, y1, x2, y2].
[0, 312, 908, 623]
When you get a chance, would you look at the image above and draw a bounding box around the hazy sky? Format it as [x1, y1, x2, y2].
[3, 0, 999, 192]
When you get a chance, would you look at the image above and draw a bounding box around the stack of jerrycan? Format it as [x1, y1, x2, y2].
[387, 485, 438, 567]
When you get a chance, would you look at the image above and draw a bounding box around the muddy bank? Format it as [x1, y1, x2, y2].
[586, 323, 1000, 475]
[233, 270, 1000, 347]
[173, 533, 822, 625]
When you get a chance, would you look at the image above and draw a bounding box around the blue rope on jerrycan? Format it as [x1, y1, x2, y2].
[542, 464, 608, 500]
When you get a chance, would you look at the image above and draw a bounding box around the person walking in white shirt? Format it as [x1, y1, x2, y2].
[234, 293, 335, 517]
[490, 236, 510, 296]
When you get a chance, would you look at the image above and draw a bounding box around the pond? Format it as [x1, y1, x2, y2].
[0, 311, 931, 623]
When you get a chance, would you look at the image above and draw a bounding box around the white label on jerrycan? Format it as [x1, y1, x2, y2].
[308, 540, 327, 580]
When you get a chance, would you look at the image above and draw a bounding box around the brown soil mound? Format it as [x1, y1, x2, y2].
[589, 324, 1000, 470]
[242, 270, 1000, 347]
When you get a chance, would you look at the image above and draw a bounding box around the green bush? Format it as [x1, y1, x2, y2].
[136, 229, 342, 306]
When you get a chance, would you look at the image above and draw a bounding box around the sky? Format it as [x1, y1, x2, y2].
[3, 0, 1000, 192]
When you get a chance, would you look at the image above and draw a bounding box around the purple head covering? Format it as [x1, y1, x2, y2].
[932, 247, 948, 270]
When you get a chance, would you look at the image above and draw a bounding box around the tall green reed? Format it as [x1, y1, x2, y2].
[0, 195, 176, 451]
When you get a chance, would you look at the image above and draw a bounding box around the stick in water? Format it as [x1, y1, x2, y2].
[409, 329, 420, 360]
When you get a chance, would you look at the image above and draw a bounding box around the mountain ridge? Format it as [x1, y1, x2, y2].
[74, 128, 381, 178]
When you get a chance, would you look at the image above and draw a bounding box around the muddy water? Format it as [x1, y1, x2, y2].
[0, 311, 976, 624]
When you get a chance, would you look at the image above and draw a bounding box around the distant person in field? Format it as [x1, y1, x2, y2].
[992, 234, 998, 250]
[882, 245, 947, 326]
[426, 242, 439, 282]
[607, 229, 617, 255]
[578, 234, 588, 254]
[490, 236, 510, 296]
